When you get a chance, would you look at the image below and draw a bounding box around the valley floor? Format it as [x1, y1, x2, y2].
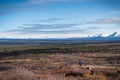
[0, 44, 120, 80]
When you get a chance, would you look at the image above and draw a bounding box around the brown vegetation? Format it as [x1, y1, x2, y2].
[0, 43, 120, 80]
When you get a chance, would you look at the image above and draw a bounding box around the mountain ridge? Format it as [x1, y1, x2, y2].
[0, 32, 120, 45]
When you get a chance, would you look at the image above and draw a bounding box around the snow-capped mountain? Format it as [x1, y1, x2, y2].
[0, 32, 120, 45]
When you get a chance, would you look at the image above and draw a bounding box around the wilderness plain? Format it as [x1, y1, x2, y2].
[0, 0, 120, 80]
[0, 41, 120, 80]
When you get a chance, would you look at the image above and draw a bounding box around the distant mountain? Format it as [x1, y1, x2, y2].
[96, 34, 103, 38]
[107, 32, 118, 38]
[0, 32, 120, 45]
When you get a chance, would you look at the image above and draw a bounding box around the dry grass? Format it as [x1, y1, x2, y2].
[0, 66, 108, 80]
[1, 67, 34, 80]
[0, 49, 119, 80]
[0, 65, 119, 80]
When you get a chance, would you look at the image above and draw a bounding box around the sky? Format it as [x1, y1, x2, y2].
[0, 0, 120, 38]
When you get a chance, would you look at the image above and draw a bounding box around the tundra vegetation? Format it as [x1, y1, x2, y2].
[0, 43, 120, 80]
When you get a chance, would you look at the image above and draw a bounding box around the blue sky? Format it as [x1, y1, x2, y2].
[0, 0, 120, 38]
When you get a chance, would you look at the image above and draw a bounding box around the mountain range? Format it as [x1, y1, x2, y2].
[0, 32, 120, 45]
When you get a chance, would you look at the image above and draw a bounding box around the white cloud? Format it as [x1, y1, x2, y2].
[0, 31, 89, 38]
[6, 23, 80, 33]
[20, 0, 98, 5]
[87, 18, 120, 24]
[109, 10, 120, 15]
[32, 18, 64, 22]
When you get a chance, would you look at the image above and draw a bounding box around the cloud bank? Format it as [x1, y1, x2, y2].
[6, 23, 80, 34]
[32, 18, 65, 22]
[87, 18, 120, 24]
[23, 0, 97, 5]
